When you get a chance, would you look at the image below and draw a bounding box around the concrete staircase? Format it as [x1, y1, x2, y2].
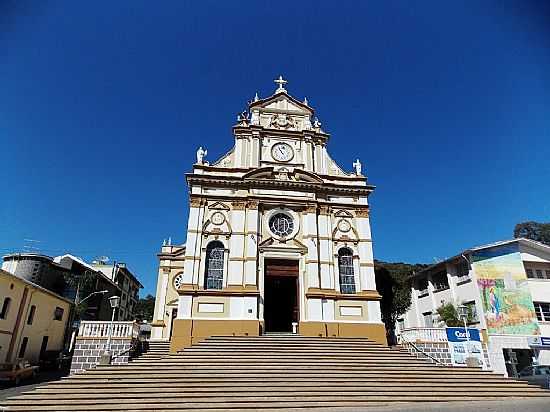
[136, 340, 171, 361]
[3, 335, 549, 411]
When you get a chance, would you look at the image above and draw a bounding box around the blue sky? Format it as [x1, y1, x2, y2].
[1, 1, 549, 296]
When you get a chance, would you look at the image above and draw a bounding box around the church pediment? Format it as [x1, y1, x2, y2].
[208, 201, 230, 211]
[242, 167, 324, 184]
[258, 236, 308, 254]
[250, 91, 313, 116]
[248, 79, 316, 132]
[243, 167, 275, 181]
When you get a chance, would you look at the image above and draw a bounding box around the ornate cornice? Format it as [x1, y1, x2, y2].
[186, 174, 375, 196]
[189, 196, 203, 208]
[306, 288, 382, 301]
[355, 208, 370, 218]
[231, 201, 246, 210]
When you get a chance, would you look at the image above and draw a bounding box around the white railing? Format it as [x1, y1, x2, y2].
[398, 327, 448, 343]
[78, 321, 139, 339]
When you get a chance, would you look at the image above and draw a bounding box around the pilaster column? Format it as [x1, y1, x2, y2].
[303, 204, 319, 289]
[318, 205, 333, 289]
[355, 208, 376, 290]
[184, 196, 205, 285]
[227, 201, 246, 286]
[244, 200, 259, 286]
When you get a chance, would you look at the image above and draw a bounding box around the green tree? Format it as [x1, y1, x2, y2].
[64, 270, 97, 320]
[514, 221, 550, 246]
[375, 261, 428, 345]
[436, 302, 475, 327]
[134, 294, 155, 322]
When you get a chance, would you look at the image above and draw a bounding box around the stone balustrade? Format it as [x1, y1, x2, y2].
[71, 321, 142, 374]
[399, 327, 448, 343]
[78, 321, 139, 339]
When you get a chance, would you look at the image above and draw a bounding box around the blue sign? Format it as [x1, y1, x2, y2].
[541, 337, 550, 346]
[446, 327, 481, 343]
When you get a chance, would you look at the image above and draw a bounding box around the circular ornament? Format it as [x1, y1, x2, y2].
[271, 142, 294, 162]
[269, 213, 295, 238]
[338, 219, 352, 233]
[211, 212, 225, 225]
[173, 273, 185, 289]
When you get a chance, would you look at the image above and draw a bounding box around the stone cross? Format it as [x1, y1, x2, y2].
[274, 75, 288, 92]
[352, 159, 362, 176]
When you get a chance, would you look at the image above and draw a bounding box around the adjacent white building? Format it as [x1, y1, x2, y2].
[400, 238, 550, 376]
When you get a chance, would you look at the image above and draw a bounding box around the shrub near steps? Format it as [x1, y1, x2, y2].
[2, 335, 549, 411]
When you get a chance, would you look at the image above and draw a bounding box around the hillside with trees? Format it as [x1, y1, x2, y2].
[514, 221, 550, 245]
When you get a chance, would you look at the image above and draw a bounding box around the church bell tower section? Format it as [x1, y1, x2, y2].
[162, 77, 386, 350]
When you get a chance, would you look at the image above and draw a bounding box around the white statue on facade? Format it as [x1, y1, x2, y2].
[196, 147, 207, 164]
[353, 158, 362, 176]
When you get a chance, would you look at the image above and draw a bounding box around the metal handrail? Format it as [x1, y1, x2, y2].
[399, 334, 445, 366]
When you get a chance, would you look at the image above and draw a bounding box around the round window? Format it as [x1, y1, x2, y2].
[269, 213, 294, 238]
[173, 273, 185, 289]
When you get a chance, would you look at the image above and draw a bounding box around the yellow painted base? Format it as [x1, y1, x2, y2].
[170, 319, 260, 352]
[169, 319, 387, 351]
[299, 321, 387, 346]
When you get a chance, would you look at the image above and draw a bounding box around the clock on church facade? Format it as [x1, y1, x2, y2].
[151, 77, 385, 349]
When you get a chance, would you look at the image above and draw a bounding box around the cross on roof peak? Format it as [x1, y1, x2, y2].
[274, 75, 288, 93]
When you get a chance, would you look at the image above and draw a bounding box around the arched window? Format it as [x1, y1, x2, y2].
[204, 241, 225, 290]
[27, 305, 36, 325]
[0, 297, 11, 319]
[338, 248, 356, 294]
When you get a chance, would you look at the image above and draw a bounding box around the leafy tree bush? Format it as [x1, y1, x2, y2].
[436, 302, 475, 327]
[134, 294, 155, 322]
[514, 221, 550, 246]
[375, 261, 428, 345]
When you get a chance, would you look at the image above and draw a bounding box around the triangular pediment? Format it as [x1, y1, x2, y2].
[334, 209, 354, 218]
[250, 91, 313, 115]
[208, 201, 230, 211]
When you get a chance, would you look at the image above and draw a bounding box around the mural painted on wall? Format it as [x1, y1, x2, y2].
[472, 243, 539, 335]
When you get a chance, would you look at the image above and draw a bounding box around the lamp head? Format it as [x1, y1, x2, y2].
[457, 304, 468, 320]
[109, 295, 121, 309]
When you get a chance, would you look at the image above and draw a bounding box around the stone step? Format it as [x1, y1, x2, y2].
[32, 380, 534, 392]
[129, 352, 417, 362]
[195, 340, 383, 346]
[104, 358, 433, 367]
[5, 394, 550, 410]
[12, 387, 548, 402]
[66, 372, 505, 381]
[80, 365, 492, 374]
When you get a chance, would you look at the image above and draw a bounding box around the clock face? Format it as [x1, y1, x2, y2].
[271, 143, 294, 162]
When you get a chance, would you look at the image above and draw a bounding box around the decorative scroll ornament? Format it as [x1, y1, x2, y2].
[269, 113, 296, 130]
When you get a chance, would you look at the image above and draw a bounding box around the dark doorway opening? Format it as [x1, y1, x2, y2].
[169, 308, 178, 340]
[39, 336, 49, 359]
[503, 348, 534, 378]
[264, 259, 299, 333]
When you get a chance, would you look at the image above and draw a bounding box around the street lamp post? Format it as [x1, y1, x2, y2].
[100, 295, 120, 365]
[458, 304, 477, 367]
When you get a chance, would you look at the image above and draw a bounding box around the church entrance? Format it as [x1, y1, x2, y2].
[264, 259, 299, 333]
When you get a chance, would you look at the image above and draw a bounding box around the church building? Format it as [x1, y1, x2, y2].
[151, 77, 386, 350]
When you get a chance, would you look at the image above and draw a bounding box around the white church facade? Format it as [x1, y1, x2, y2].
[151, 78, 386, 350]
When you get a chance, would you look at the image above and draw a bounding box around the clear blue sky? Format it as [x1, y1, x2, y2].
[2, 1, 549, 296]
